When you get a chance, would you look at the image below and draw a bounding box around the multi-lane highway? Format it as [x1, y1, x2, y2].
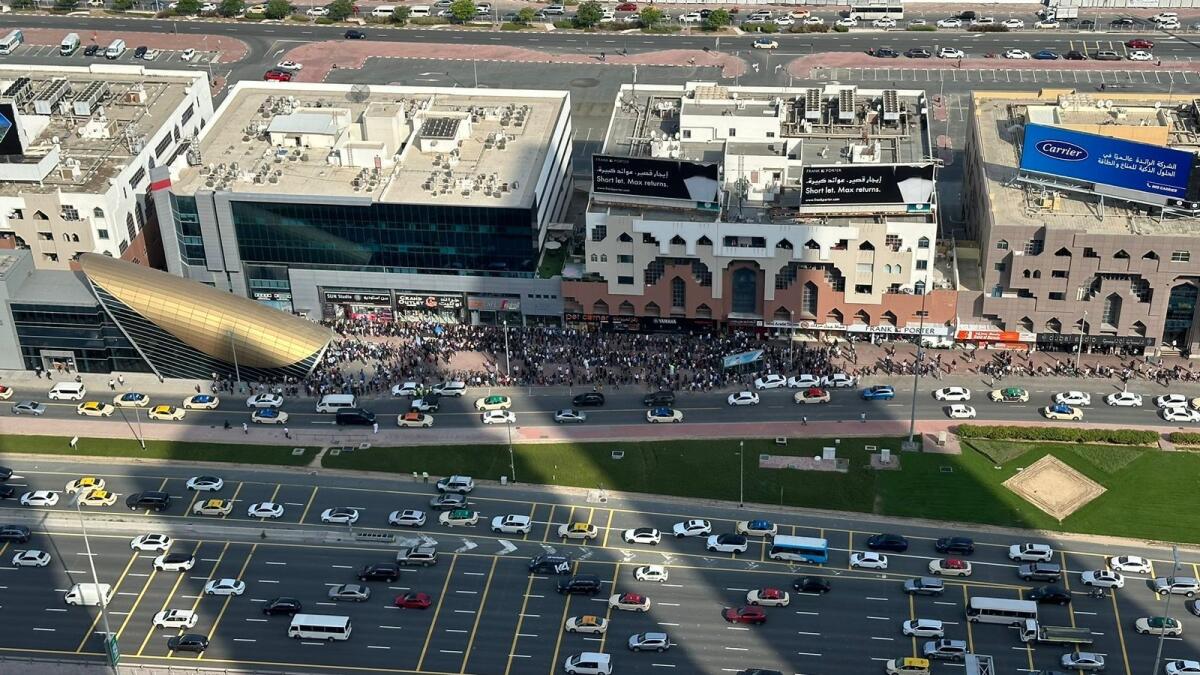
[1, 458, 1199, 673]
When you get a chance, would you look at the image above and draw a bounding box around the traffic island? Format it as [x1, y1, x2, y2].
[1002, 454, 1106, 521]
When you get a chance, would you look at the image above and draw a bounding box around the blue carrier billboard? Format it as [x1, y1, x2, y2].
[1021, 123, 1199, 200]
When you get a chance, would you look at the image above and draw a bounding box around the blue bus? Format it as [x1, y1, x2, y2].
[767, 535, 829, 563]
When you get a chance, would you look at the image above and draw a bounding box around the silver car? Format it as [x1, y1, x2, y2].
[328, 584, 370, 602]
[1154, 576, 1200, 597]
[11, 401, 46, 416]
[554, 408, 587, 424]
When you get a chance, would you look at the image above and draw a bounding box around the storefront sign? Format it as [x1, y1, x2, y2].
[253, 291, 292, 302]
[848, 324, 952, 336]
[797, 321, 848, 332]
[565, 313, 716, 333]
[592, 154, 720, 204]
[1036, 333, 1155, 348]
[956, 329, 1036, 343]
[799, 163, 936, 206]
[324, 291, 390, 305]
[467, 296, 521, 312]
[395, 293, 464, 311]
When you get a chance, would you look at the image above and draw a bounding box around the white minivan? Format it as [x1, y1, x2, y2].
[49, 382, 87, 401]
[370, 4, 395, 16]
[316, 393, 357, 413]
[564, 652, 612, 675]
[409, 5, 431, 16]
[64, 583, 113, 606]
[104, 38, 125, 60]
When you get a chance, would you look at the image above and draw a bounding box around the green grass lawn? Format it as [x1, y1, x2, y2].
[0, 434, 316, 466]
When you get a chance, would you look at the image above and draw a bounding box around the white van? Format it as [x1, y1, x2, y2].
[370, 4, 395, 16]
[316, 393, 357, 413]
[409, 5, 430, 16]
[104, 39, 125, 60]
[288, 614, 352, 640]
[64, 583, 113, 607]
[564, 652, 612, 675]
[60, 32, 80, 56]
[431, 381, 466, 397]
[48, 382, 87, 401]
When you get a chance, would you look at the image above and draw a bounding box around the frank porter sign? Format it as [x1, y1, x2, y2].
[592, 155, 720, 203]
[799, 164, 936, 206]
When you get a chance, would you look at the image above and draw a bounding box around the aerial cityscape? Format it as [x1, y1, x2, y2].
[2, 1, 1200, 673]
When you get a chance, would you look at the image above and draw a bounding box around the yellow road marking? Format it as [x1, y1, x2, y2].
[597, 562, 622, 653]
[600, 509, 614, 549]
[1018, 586, 1035, 669]
[523, 502, 535, 541]
[459, 556, 498, 673]
[297, 486, 318, 524]
[146, 477, 169, 516]
[221, 482, 244, 520]
[184, 487, 203, 516]
[962, 584, 974, 654]
[416, 554, 458, 672]
[503, 574, 537, 675]
[135, 541, 204, 656]
[1060, 550, 1077, 630]
[75, 550, 139, 652]
[540, 504, 557, 543]
[546, 559, 579, 675]
[114, 567, 160, 642]
[198, 543, 256, 659]
[908, 592, 916, 657]
[260, 484, 281, 522]
[1110, 585, 1133, 674]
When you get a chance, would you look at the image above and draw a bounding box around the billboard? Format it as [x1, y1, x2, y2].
[798, 164, 935, 206]
[592, 155, 720, 203]
[1020, 123, 1198, 201]
[0, 102, 24, 157]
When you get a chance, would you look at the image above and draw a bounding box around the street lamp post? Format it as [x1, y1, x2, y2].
[506, 420, 516, 484]
[1152, 546, 1181, 674]
[738, 441, 744, 507]
[906, 277, 930, 446]
[75, 491, 117, 673]
[1075, 310, 1087, 372]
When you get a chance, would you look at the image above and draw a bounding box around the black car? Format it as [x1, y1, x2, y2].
[0, 466, 11, 481]
[1109, 17, 1135, 28]
[1028, 584, 1071, 605]
[873, 47, 900, 58]
[643, 390, 675, 406]
[529, 554, 572, 574]
[934, 536, 975, 555]
[344, 29, 367, 39]
[358, 562, 399, 582]
[1064, 50, 1088, 60]
[958, 10, 976, 20]
[133, 45, 148, 58]
[126, 491, 171, 512]
[572, 392, 606, 407]
[792, 576, 831, 594]
[335, 408, 376, 426]
[84, 44, 101, 56]
[167, 633, 209, 653]
[699, 8, 711, 17]
[866, 533, 909, 552]
[0, 525, 30, 543]
[0, 485, 14, 499]
[556, 574, 602, 595]
[262, 597, 302, 616]
[1076, 19, 1095, 29]
[904, 48, 932, 58]
[1187, 599, 1200, 617]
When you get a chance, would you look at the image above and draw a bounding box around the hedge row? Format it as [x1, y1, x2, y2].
[1170, 432, 1200, 446]
[956, 424, 1159, 445]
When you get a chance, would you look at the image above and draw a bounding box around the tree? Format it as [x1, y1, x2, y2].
[449, 0, 475, 22]
[326, 0, 352, 20]
[573, 0, 602, 27]
[174, 0, 201, 14]
[218, 0, 244, 16]
[516, 6, 535, 23]
[263, 0, 290, 18]
[703, 7, 729, 30]
[112, 0, 134, 10]
[10, 0, 34, 8]
[55, 0, 78, 10]
[391, 4, 409, 23]
[638, 5, 662, 27]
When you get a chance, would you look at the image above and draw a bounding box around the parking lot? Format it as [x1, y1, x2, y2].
[1, 463, 1199, 673]
[8, 41, 220, 64]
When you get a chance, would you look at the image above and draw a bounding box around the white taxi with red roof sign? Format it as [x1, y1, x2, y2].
[928, 558, 972, 577]
[609, 592, 651, 612]
[746, 587, 790, 606]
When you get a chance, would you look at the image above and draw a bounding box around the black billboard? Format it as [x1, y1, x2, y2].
[799, 164, 935, 206]
[0, 102, 24, 157]
[592, 155, 720, 203]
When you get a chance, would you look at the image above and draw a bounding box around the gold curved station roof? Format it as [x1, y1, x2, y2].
[78, 253, 333, 369]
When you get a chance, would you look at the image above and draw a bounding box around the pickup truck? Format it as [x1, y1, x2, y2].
[1018, 619, 1094, 645]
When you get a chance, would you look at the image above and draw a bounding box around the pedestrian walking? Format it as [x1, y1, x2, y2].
[372, 422, 379, 434]
[117, 374, 125, 386]
[283, 427, 291, 439]
[108, 379, 115, 391]
[242, 422, 249, 434]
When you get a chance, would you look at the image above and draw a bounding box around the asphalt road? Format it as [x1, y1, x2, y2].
[1, 458, 1199, 673]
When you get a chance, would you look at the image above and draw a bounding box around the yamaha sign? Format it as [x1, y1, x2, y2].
[1034, 139, 1088, 162]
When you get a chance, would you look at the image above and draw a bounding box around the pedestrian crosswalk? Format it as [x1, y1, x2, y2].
[818, 66, 1195, 86]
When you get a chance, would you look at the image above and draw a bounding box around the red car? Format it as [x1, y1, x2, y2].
[723, 605, 767, 624]
[1126, 38, 1154, 49]
[394, 592, 432, 609]
[264, 69, 293, 82]
[615, 2, 636, 10]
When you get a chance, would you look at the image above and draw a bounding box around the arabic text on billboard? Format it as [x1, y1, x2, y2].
[592, 155, 720, 203]
[1020, 123, 1197, 200]
[799, 164, 935, 206]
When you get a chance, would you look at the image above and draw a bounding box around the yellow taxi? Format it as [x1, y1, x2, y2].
[885, 657, 930, 675]
[193, 499, 233, 516]
[557, 521, 599, 540]
[78, 489, 117, 507]
[148, 405, 186, 421]
[76, 401, 114, 417]
[65, 476, 105, 494]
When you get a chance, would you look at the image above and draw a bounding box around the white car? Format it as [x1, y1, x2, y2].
[1008, 543, 1053, 561]
[474, 395, 512, 411]
[182, 394, 220, 409]
[113, 392, 150, 407]
[634, 564, 669, 582]
[491, 514, 532, 534]
[131, 533, 172, 552]
[1163, 407, 1200, 423]
[936, 17, 962, 27]
[608, 592, 651, 612]
[153, 553, 195, 571]
[938, 47, 965, 58]
[153, 609, 198, 629]
[558, 522, 598, 540]
[1166, 660, 1200, 675]
[746, 588, 790, 606]
[142, 48, 160, 60]
[481, 410, 516, 425]
[672, 519, 711, 537]
[1081, 569, 1125, 588]
[320, 507, 359, 524]
[872, 17, 895, 27]
[788, 374, 820, 388]
[564, 615, 609, 634]
[1135, 616, 1183, 637]
[822, 373, 856, 388]
[928, 558, 973, 577]
[1108, 555, 1152, 574]
[12, 550, 51, 567]
[946, 404, 976, 419]
[204, 578, 246, 596]
[705, 534, 749, 554]
[727, 391, 760, 406]
[834, 17, 858, 27]
[933, 387, 971, 402]
[306, 6, 328, 15]
[850, 552, 888, 569]
[1004, 49, 1031, 60]
[186, 475, 224, 492]
[1054, 391, 1091, 406]
[753, 375, 787, 390]
[180, 48, 196, 61]
[192, 498, 233, 516]
[1001, 18, 1024, 28]
[20, 491, 59, 507]
[646, 408, 683, 423]
[247, 502, 284, 518]
[245, 393, 284, 408]
[392, 382, 420, 397]
[1106, 391, 1143, 407]
[902, 618, 944, 637]
[1034, 19, 1059, 28]
[622, 527, 662, 545]
[678, 11, 701, 22]
[752, 38, 779, 49]
[773, 16, 794, 26]
[388, 509, 426, 527]
[277, 60, 303, 71]
[802, 15, 824, 25]
[1155, 394, 1189, 408]
[735, 520, 778, 537]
